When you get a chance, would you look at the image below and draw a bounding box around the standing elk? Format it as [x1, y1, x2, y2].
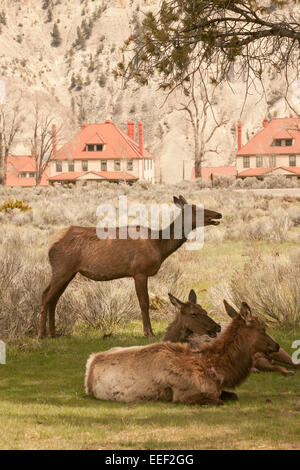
[166, 290, 298, 377]
[85, 302, 279, 405]
[38, 195, 222, 339]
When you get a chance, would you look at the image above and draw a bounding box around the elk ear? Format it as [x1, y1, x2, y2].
[188, 289, 197, 304]
[179, 195, 188, 205]
[239, 302, 252, 324]
[173, 196, 184, 209]
[223, 300, 238, 319]
[168, 293, 185, 310]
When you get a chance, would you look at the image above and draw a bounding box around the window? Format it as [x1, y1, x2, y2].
[101, 160, 107, 171]
[289, 155, 296, 167]
[256, 156, 263, 168]
[243, 156, 250, 168]
[82, 161, 88, 171]
[114, 160, 121, 171]
[127, 160, 133, 171]
[273, 138, 293, 147]
[56, 162, 62, 172]
[269, 156, 276, 168]
[29, 172, 35, 178]
[68, 161, 74, 172]
[86, 144, 104, 152]
[20, 173, 27, 178]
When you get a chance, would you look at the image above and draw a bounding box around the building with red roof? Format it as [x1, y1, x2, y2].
[50, 120, 155, 185]
[6, 155, 49, 187]
[190, 165, 237, 182]
[237, 116, 300, 179]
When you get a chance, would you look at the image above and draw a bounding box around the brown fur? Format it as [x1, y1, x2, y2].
[85, 303, 279, 404]
[38, 196, 222, 339]
[168, 292, 299, 377]
[162, 292, 221, 342]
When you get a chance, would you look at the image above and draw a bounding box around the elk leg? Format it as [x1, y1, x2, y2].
[48, 275, 75, 338]
[38, 284, 51, 339]
[38, 274, 75, 339]
[173, 392, 223, 406]
[134, 274, 154, 338]
[269, 348, 300, 370]
[220, 390, 239, 402]
[254, 356, 295, 377]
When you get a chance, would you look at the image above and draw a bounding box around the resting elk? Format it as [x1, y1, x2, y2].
[38, 195, 222, 339]
[165, 290, 298, 377]
[85, 302, 279, 405]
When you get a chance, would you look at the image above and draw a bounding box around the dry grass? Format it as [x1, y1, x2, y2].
[208, 248, 300, 328]
[0, 183, 299, 340]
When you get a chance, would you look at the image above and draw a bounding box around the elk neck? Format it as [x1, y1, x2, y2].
[157, 213, 194, 260]
[163, 313, 190, 342]
[200, 317, 254, 389]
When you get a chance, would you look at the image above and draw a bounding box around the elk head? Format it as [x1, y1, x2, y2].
[173, 195, 222, 229]
[168, 290, 221, 338]
[223, 300, 280, 355]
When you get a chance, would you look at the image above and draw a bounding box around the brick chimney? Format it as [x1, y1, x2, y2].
[127, 121, 135, 141]
[138, 122, 144, 180]
[52, 124, 57, 156]
[237, 120, 242, 151]
[263, 118, 268, 128]
[138, 122, 143, 156]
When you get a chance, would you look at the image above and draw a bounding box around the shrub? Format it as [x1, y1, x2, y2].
[208, 250, 300, 328]
[0, 198, 32, 213]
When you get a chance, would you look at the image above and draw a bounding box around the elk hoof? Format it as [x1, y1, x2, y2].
[284, 371, 295, 377]
[145, 330, 155, 339]
[220, 391, 239, 402]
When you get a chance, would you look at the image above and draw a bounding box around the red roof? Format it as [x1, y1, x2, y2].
[48, 171, 138, 182]
[6, 156, 49, 186]
[53, 121, 155, 161]
[237, 117, 300, 155]
[238, 166, 300, 177]
[191, 166, 237, 181]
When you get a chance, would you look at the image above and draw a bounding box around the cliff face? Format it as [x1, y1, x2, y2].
[0, 0, 299, 183]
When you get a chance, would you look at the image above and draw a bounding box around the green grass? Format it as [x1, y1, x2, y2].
[0, 323, 300, 450]
[1, 239, 299, 450]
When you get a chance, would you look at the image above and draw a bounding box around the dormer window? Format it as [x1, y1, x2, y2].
[273, 138, 293, 147]
[86, 144, 104, 152]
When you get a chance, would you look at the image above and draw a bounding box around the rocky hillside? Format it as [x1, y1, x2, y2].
[0, 0, 299, 183]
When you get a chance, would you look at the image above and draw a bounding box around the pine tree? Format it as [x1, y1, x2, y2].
[42, 0, 50, 10]
[75, 26, 86, 49]
[0, 10, 7, 25]
[51, 22, 62, 47]
[47, 8, 53, 23]
[70, 74, 76, 89]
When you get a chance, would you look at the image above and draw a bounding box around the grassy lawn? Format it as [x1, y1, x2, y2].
[0, 322, 300, 450]
[0, 239, 299, 450]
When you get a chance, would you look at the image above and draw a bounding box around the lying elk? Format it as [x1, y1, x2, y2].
[165, 290, 298, 377]
[38, 195, 222, 339]
[85, 302, 279, 405]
